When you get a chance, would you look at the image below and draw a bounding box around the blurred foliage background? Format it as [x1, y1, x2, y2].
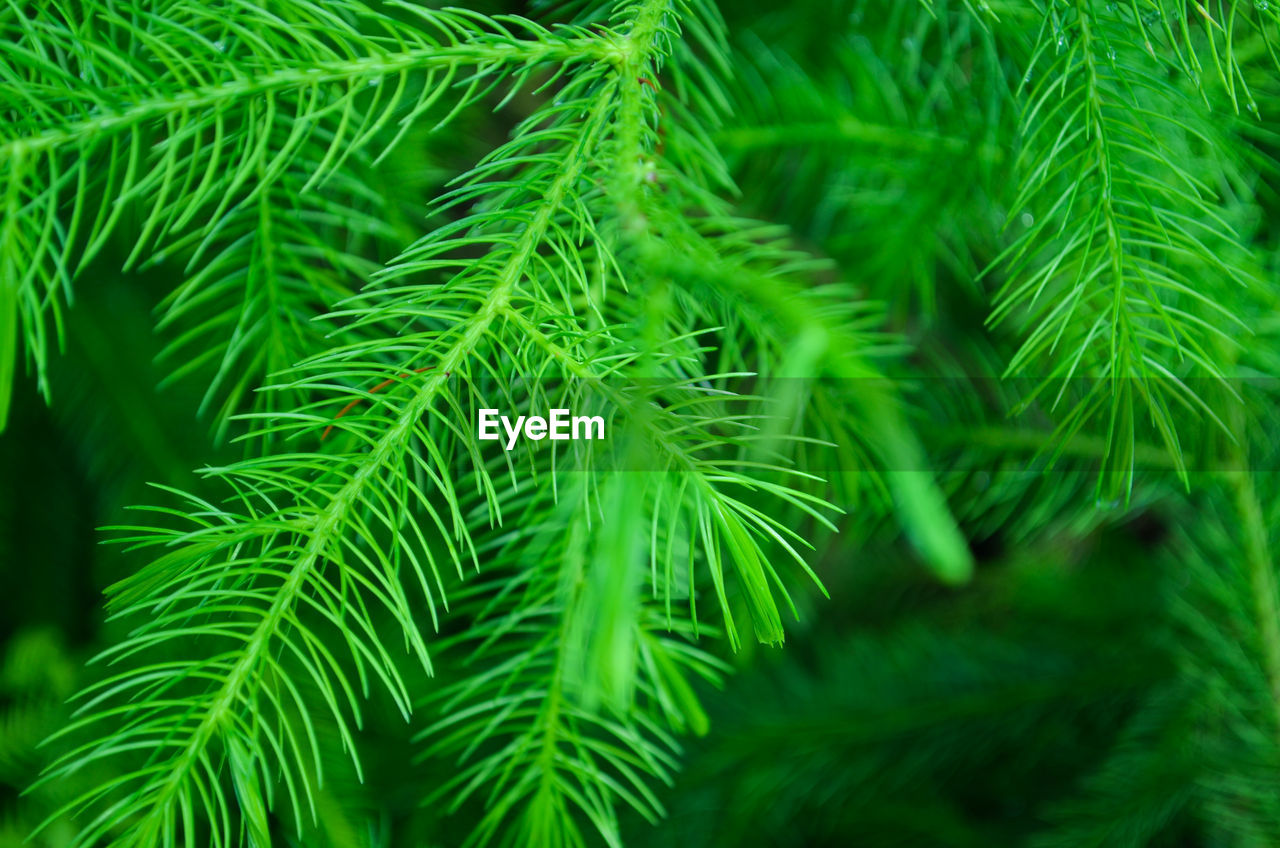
[5, 0, 1280, 845]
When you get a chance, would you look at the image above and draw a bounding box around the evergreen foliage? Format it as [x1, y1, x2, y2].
[3, 0, 1280, 846]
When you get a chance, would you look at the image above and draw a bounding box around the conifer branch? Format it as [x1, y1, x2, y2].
[0, 1, 611, 433]
[990, 0, 1254, 504]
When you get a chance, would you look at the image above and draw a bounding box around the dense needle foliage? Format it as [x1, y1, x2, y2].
[3, 0, 1280, 845]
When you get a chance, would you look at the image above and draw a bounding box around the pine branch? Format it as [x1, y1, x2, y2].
[153, 141, 396, 441]
[418, 479, 726, 847]
[0, 0, 607, 432]
[29, 3, 1270, 847]
[989, 0, 1256, 504]
[31, 18, 628, 848]
[33, 1, 837, 843]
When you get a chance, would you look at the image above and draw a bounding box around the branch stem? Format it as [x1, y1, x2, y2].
[1, 38, 605, 162]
